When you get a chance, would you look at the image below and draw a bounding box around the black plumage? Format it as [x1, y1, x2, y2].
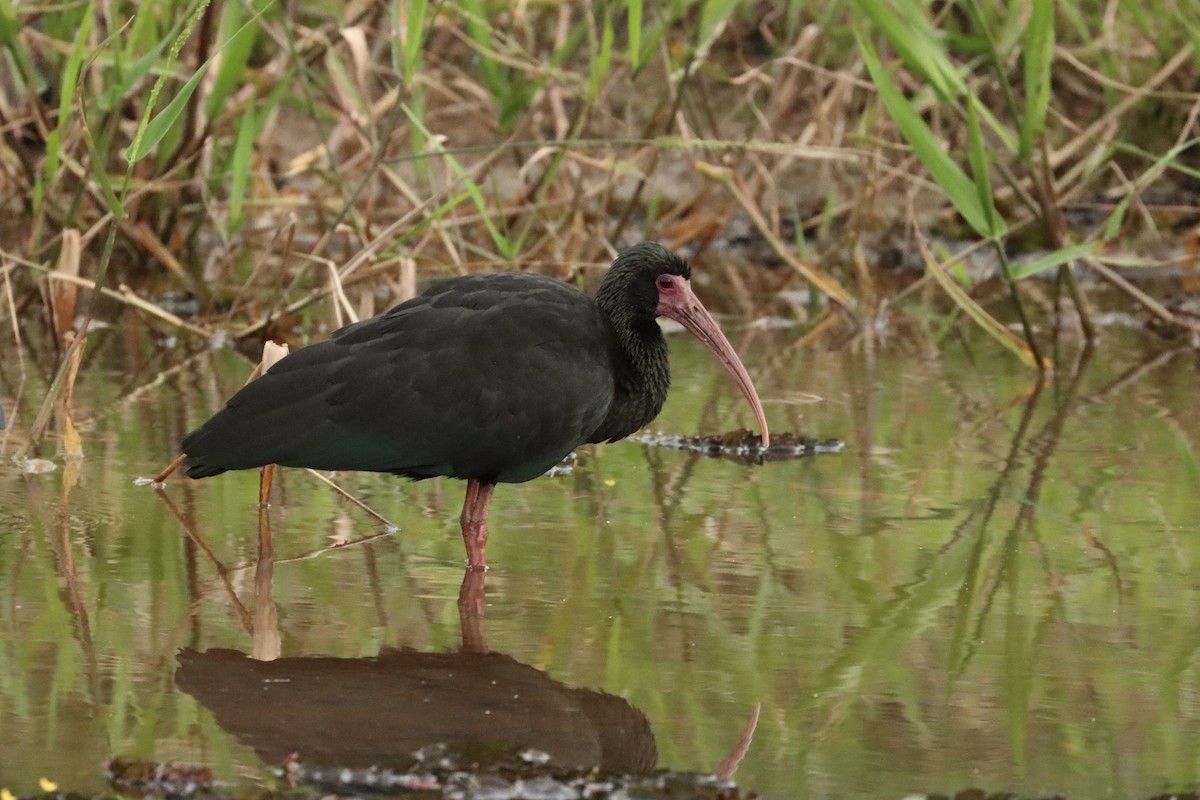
[181, 242, 767, 568]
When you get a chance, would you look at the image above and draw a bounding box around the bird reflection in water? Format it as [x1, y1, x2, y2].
[165, 495, 655, 771]
[164, 499, 759, 788]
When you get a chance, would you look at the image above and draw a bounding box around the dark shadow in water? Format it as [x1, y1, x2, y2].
[173, 529, 657, 773]
[174, 641, 657, 773]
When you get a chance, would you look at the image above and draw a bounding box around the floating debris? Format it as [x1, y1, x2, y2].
[15, 458, 57, 474]
[629, 429, 844, 463]
[280, 747, 757, 799]
[105, 757, 215, 797]
[544, 452, 576, 477]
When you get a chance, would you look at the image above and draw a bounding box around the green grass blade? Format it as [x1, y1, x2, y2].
[81, 108, 125, 218]
[227, 72, 298, 232]
[627, 0, 643, 70]
[42, 0, 95, 192]
[127, 6, 261, 164]
[0, 0, 41, 99]
[589, 7, 614, 101]
[400, 0, 428, 83]
[698, 0, 739, 51]
[127, 55, 214, 163]
[227, 104, 258, 233]
[855, 0, 965, 100]
[1020, 0, 1055, 161]
[205, 0, 265, 123]
[965, 95, 1005, 239]
[1007, 243, 1098, 281]
[126, 0, 159, 56]
[460, 0, 505, 106]
[0, 0, 18, 47]
[858, 33, 989, 236]
[920, 238, 1040, 368]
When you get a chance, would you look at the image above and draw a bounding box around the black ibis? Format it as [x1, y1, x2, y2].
[181, 242, 769, 568]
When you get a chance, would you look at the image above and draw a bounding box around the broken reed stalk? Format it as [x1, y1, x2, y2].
[155, 453, 186, 483]
[258, 464, 276, 510]
[17, 334, 87, 458]
[254, 342, 290, 507]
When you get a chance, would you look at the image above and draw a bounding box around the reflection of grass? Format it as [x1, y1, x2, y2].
[3, 333, 1200, 795]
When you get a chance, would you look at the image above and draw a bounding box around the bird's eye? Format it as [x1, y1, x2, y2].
[656, 274, 673, 290]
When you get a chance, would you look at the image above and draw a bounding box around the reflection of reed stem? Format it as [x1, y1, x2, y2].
[154, 487, 254, 634]
[715, 702, 761, 780]
[252, 505, 281, 661]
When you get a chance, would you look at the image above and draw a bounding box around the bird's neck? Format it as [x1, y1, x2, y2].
[589, 299, 671, 443]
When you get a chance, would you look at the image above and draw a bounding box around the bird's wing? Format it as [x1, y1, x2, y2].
[182, 274, 617, 483]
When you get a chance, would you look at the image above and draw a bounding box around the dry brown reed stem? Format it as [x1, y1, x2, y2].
[258, 464, 276, 508]
[696, 161, 857, 314]
[254, 341, 290, 506]
[58, 333, 85, 459]
[48, 229, 81, 344]
[119, 220, 202, 296]
[1032, 140, 1096, 343]
[1049, 45, 1194, 174]
[17, 332, 87, 458]
[1, 260, 24, 367]
[398, 257, 416, 302]
[155, 453, 186, 484]
[1084, 256, 1200, 333]
[38, 271, 217, 339]
[232, 139, 514, 341]
[327, 260, 359, 327]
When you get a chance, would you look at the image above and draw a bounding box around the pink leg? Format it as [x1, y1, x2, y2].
[460, 479, 496, 570]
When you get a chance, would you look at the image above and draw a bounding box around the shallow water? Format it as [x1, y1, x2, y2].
[2, 316, 1200, 799]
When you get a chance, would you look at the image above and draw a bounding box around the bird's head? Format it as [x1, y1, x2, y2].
[597, 242, 770, 446]
[598, 241, 692, 319]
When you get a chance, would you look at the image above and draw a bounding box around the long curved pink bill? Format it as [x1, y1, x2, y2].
[665, 284, 770, 447]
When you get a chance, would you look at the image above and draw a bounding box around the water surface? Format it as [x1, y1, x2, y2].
[1, 318, 1198, 799]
